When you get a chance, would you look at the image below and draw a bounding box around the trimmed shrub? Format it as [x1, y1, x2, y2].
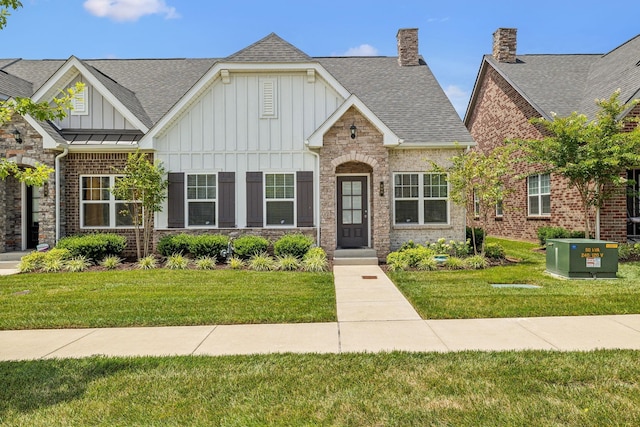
[466, 227, 484, 253]
[273, 234, 314, 259]
[188, 234, 230, 259]
[233, 235, 269, 260]
[401, 246, 435, 268]
[56, 233, 126, 262]
[157, 234, 193, 257]
[484, 242, 506, 259]
[18, 251, 46, 273]
[537, 226, 569, 246]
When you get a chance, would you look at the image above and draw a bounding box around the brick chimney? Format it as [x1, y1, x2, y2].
[397, 28, 419, 66]
[492, 28, 517, 63]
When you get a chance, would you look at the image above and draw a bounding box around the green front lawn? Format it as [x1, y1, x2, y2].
[390, 238, 640, 319]
[1, 351, 639, 426]
[0, 270, 335, 330]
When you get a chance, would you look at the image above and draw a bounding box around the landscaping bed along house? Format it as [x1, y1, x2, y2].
[16, 233, 329, 273]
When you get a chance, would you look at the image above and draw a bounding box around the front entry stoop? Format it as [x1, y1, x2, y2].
[333, 248, 379, 265]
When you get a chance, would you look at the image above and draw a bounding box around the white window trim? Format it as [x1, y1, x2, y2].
[393, 172, 450, 225]
[264, 172, 296, 227]
[528, 173, 551, 216]
[185, 172, 218, 228]
[80, 175, 137, 229]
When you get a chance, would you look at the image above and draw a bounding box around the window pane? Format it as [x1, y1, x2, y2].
[265, 173, 294, 200]
[83, 203, 109, 227]
[424, 200, 447, 223]
[528, 176, 539, 195]
[188, 174, 216, 201]
[395, 200, 419, 224]
[342, 181, 352, 196]
[542, 195, 551, 214]
[529, 196, 539, 215]
[394, 174, 418, 199]
[266, 201, 294, 225]
[352, 196, 362, 209]
[424, 173, 448, 198]
[342, 196, 352, 209]
[352, 210, 362, 224]
[116, 202, 136, 227]
[188, 201, 216, 226]
[343, 210, 352, 224]
[540, 173, 551, 194]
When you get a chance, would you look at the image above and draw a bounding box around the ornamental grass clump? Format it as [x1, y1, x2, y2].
[276, 255, 301, 271]
[137, 255, 158, 270]
[302, 247, 328, 272]
[18, 251, 46, 273]
[194, 256, 217, 270]
[165, 253, 190, 270]
[443, 256, 465, 270]
[100, 255, 122, 270]
[248, 252, 276, 271]
[65, 255, 92, 272]
[464, 254, 488, 270]
[227, 256, 245, 270]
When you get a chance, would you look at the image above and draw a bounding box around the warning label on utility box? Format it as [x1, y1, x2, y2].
[586, 257, 601, 268]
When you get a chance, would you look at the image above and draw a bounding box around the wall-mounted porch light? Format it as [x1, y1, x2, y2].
[350, 124, 357, 139]
[12, 129, 22, 143]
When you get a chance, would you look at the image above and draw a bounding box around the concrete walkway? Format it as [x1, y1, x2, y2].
[2, 265, 640, 360]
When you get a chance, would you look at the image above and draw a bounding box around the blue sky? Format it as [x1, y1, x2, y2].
[2, 0, 639, 117]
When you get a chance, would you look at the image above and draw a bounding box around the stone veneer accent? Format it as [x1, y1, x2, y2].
[493, 28, 517, 63]
[318, 107, 391, 260]
[397, 28, 419, 67]
[1, 115, 57, 253]
[466, 64, 631, 242]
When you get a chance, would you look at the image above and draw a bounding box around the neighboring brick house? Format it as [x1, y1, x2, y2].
[465, 28, 640, 243]
[0, 29, 474, 260]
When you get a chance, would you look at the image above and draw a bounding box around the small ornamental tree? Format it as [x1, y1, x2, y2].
[111, 151, 168, 259]
[516, 90, 640, 239]
[433, 144, 514, 255]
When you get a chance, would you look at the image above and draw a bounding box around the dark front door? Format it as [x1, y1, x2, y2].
[337, 176, 368, 248]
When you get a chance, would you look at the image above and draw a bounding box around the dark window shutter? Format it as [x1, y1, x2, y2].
[218, 172, 235, 228]
[167, 172, 185, 228]
[296, 171, 314, 227]
[246, 172, 263, 227]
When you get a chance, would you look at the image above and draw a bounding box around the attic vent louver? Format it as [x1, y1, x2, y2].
[71, 86, 89, 116]
[260, 78, 277, 118]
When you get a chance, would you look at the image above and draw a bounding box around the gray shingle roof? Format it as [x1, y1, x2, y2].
[319, 56, 473, 144]
[0, 33, 471, 145]
[225, 33, 311, 62]
[0, 69, 32, 98]
[482, 33, 640, 119]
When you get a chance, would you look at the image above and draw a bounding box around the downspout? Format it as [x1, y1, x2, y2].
[305, 143, 321, 246]
[55, 145, 69, 243]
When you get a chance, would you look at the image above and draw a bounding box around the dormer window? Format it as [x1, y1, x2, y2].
[71, 86, 89, 115]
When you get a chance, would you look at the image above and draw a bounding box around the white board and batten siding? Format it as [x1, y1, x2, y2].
[155, 71, 345, 228]
[53, 78, 138, 130]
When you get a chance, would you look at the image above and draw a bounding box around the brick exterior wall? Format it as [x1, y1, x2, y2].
[1, 115, 57, 253]
[467, 65, 631, 242]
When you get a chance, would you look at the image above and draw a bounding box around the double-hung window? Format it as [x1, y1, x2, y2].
[394, 173, 449, 224]
[81, 175, 135, 228]
[187, 174, 216, 226]
[265, 173, 294, 226]
[528, 173, 551, 216]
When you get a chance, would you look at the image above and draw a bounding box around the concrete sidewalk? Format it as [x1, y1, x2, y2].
[2, 265, 640, 360]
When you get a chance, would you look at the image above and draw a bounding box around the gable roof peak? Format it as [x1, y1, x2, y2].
[225, 32, 312, 63]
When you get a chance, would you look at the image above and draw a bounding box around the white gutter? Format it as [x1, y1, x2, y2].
[54, 146, 69, 243]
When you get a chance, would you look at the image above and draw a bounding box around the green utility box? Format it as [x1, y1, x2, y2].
[546, 238, 619, 279]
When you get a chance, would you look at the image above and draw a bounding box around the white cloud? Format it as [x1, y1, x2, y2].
[83, 0, 179, 22]
[444, 84, 470, 118]
[341, 44, 379, 57]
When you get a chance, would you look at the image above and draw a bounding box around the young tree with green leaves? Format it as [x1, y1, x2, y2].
[516, 90, 640, 239]
[0, 0, 83, 186]
[111, 151, 168, 259]
[433, 144, 514, 255]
